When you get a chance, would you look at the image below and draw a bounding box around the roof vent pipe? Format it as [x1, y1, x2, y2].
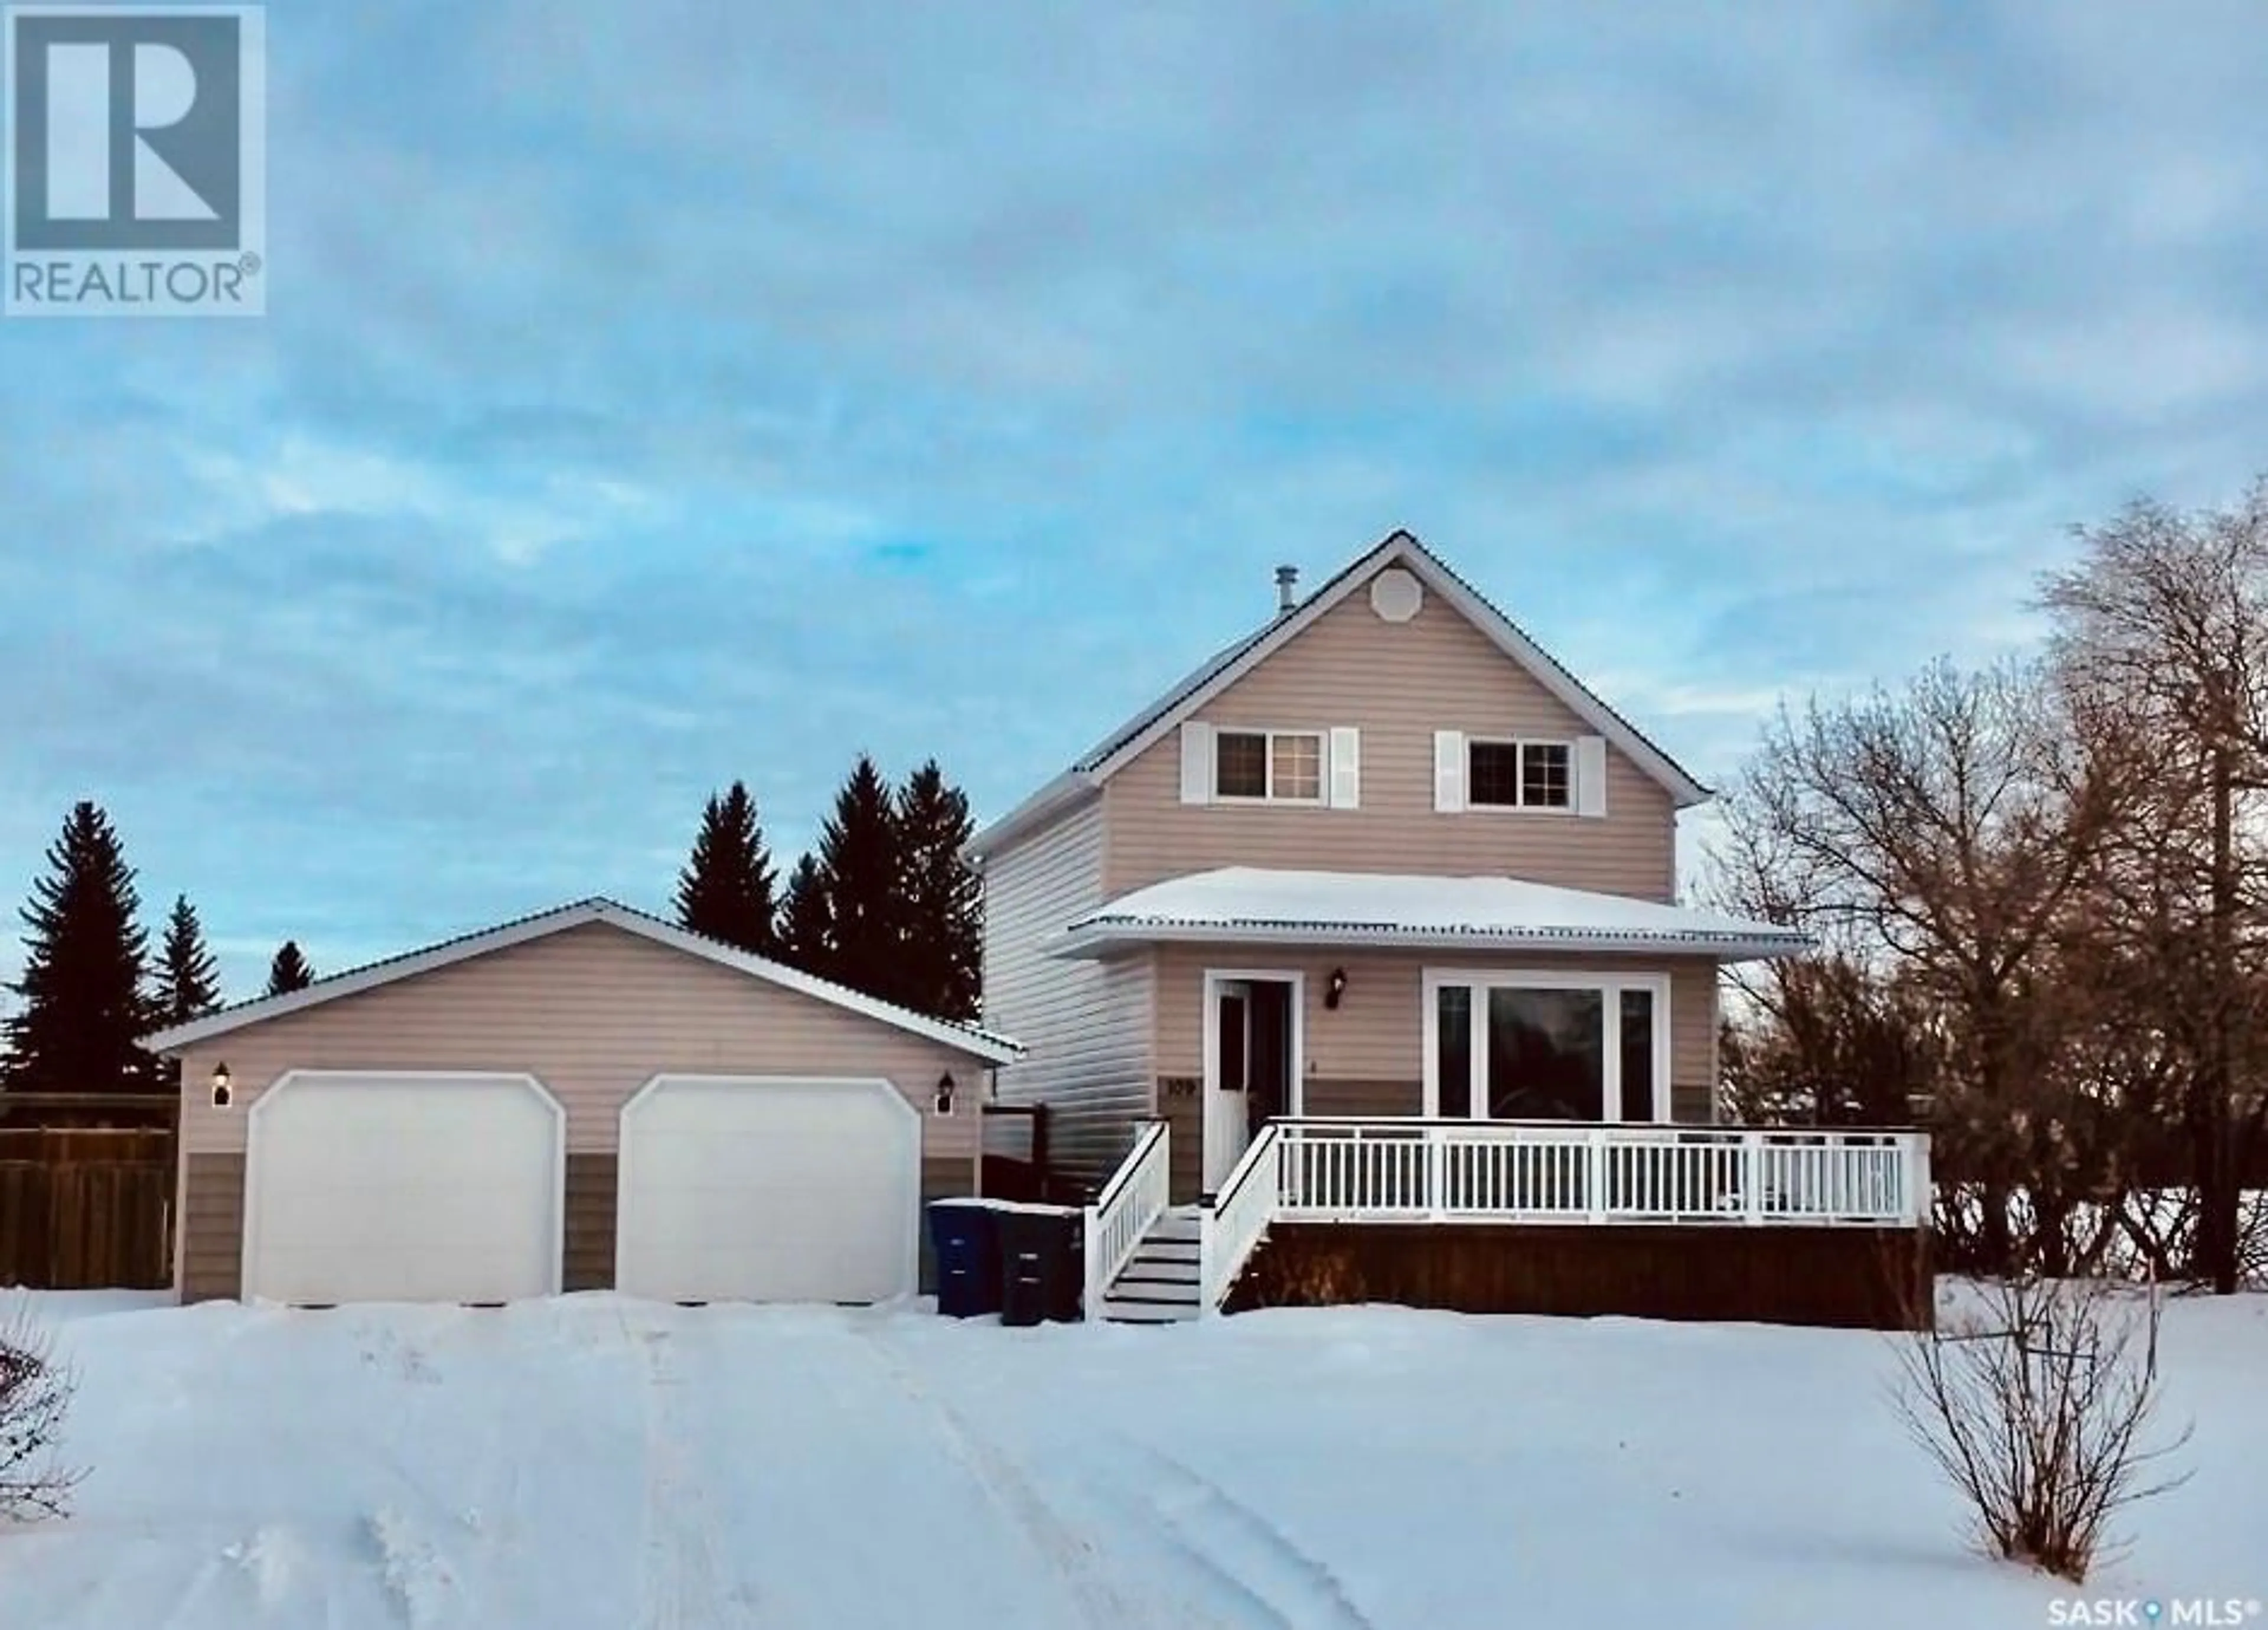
[1274, 564, 1299, 618]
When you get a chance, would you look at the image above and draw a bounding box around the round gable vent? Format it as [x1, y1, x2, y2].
[1370, 567, 1423, 623]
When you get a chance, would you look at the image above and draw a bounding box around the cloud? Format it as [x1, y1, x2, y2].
[2, 0, 2266, 981]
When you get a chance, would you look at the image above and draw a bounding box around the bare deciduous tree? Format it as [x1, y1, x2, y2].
[2043, 486, 2268, 1294]
[1712, 659, 2129, 1271]
[1714, 479, 2268, 1291]
[1719, 952, 1946, 1128]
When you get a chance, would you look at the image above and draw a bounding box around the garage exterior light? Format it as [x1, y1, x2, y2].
[935, 1072, 956, 1115]
[210, 1062, 233, 1110]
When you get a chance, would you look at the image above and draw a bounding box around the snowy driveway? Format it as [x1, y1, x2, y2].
[2, 1291, 2261, 1628]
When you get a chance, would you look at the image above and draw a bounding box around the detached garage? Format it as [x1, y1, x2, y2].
[145, 899, 1020, 1307]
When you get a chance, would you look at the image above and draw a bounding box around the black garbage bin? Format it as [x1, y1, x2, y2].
[928, 1199, 1005, 1318]
[995, 1204, 1085, 1326]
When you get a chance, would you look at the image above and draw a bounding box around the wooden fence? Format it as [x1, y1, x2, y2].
[0, 1127, 175, 1291]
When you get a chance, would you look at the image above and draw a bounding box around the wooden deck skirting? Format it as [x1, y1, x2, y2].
[1224, 1222, 1934, 1331]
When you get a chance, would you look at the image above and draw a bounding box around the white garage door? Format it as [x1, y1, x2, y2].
[244, 1071, 563, 1304]
[616, 1075, 919, 1304]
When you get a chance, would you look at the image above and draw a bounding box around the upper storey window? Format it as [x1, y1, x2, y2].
[1180, 722, 1360, 809]
[1215, 729, 1324, 803]
[1468, 740, 1571, 811]
[1435, 730, 1605, 817]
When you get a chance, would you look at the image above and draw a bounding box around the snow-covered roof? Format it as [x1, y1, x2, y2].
[967, 530, 1711, 861]
[1051, 867, 1813, 961]
[141, 897, 1022, 1063]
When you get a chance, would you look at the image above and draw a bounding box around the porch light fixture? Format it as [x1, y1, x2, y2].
[1325, 967, 1348, 1010]
[935, 1071, 956, 1115]
[210, 1061, 233, 1110]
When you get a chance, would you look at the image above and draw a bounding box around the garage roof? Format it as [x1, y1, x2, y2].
[141, 897, 1023, 1064]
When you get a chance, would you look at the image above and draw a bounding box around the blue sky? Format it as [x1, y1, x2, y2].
[4, 2, 2267, 1001]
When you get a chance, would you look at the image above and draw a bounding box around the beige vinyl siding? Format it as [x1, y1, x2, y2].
[171, 921, 989, 1299]
[980, 796, 1153, 1183]
[178, 1151, 244, 1303]
[562, 1154, 618, 1292]
[1151, 945, 1720, 1118]
[1102, 574, 1678, 899]
[1159, 1068, 1202, 1201]
[178, 923, 986, 1155]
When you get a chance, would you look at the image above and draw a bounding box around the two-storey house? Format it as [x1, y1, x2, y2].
[134, 527, 1928, 1331]
[972, 531, 1931, 1326]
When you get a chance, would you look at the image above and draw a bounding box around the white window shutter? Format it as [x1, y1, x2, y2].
[1575, 735, 1608, 818]
[1179, 721, 1214, 805]
[1433, 730, 1466, 813]
[1328, 727, 1361, 809]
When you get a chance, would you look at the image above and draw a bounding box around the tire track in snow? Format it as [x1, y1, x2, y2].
[628, 1312, 758, 1630]
[848, 1323, 1222, 1630]
[133, 1547, 239, 1630]
[1096, 1438, 1377, 1630]
[353, 1317, 462, 1626]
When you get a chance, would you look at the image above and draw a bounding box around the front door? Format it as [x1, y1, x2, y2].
[1204, 974, 1299, 1190]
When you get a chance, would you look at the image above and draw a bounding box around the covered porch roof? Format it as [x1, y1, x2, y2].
[1050, 867, 1814, 961]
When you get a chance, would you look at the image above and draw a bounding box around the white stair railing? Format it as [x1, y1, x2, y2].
[1082, 1120, 1169, 1319]
[1198, 1123, 1283, 1311]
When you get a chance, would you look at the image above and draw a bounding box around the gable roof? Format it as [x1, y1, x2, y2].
[967, 529, 1710, 859]
[140, 897, 1022, 1063]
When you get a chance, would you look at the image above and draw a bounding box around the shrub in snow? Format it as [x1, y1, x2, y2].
[1893, 1274, 2189, 1582]
[1, 1301, 81, 1522]
[2239, 1195, 2267, 1287]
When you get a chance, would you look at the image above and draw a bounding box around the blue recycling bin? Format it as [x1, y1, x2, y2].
[927, 1199, 1005, 1317]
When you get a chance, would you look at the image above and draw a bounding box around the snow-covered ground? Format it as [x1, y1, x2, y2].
[2, 1289, 2262, 1628]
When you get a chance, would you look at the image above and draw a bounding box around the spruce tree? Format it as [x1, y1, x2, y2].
[777, 854, 833, 977]
[152, 894, 222, 1027]
[894, 759, 982, 1019]
[265, 940, 314, 996]
[5, 801, 158, 1093]
[805, 754, 904, 998]
[674, 780, 778, 955]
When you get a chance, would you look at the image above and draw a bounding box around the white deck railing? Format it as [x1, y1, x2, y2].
[1083, 1119, 1169, 1318]
[1194, 1119, 1931, 1312]
[1274, 1119, 1930, 1226]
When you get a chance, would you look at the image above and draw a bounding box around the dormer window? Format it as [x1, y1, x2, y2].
[1215, 729, 1324, 803]
[1469, 740, 1572, 810]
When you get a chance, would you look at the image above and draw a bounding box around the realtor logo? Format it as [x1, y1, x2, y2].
[5, 5, 266, 315]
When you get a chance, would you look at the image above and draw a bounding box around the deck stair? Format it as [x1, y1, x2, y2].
[1097, 1205, 1205, 1323]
